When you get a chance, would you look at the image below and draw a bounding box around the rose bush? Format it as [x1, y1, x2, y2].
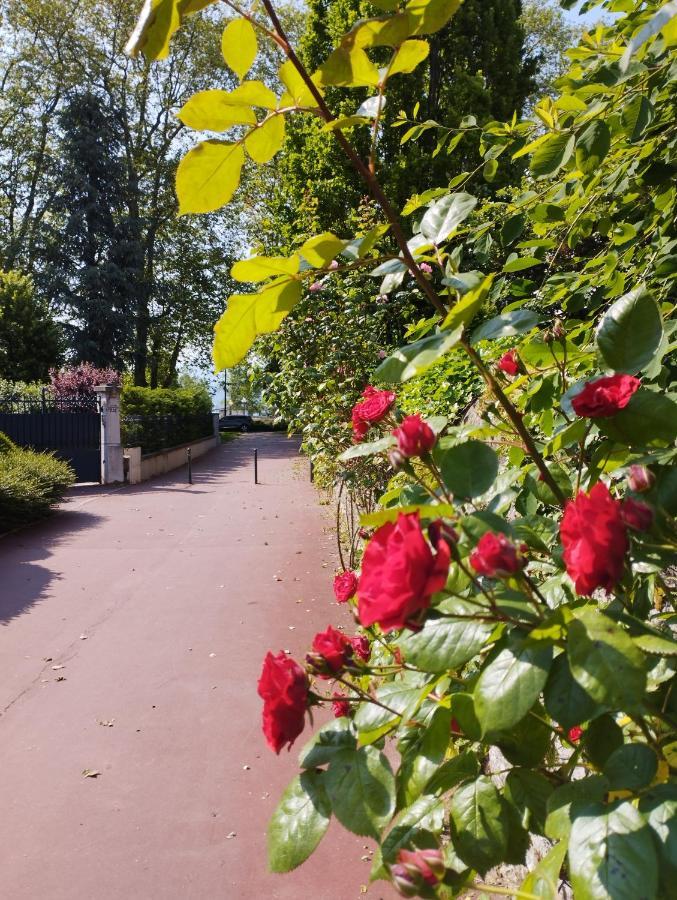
[132, 0, 677, 896]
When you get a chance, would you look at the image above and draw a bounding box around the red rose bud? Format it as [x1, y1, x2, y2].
[627, 464, 654, 493]
[428, 519, 459, 550]
[391, 864, 420, 898]
[350, 634, 371, 662]
[257, 652, 308, 754]
[333, 570, 358, 603]
[621, 497, 654, 532]
[568, 725, 583, 743]
[392, 414, 437, 458]
[560, 482, 628, 596]
[571, 374, 640, 419]
[332, 691, 351, 719]
[358, 512, 451, 632]
[398, 848, 444, 885]
[311, 625, 353, 674]
[351, 386, 396, 441]
[498, 349, 519, 376]
[470, 531, 524, 578]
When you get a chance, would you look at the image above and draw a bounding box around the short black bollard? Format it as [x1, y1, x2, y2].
[187, 446, 193, 484]
[310, 459, 314, 483]
[254, 447, 258, 484]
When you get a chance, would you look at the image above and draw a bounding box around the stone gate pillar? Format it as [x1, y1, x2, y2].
[94, 384, 124, 484]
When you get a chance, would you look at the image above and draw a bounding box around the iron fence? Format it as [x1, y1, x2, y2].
[121, 412, 214, 454]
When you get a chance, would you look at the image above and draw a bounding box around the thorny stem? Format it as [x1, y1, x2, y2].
[333, 675, 400, 716]
[256, 0, 566, 503]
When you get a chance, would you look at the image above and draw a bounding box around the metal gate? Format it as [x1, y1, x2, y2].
[0, 393, 101, 483]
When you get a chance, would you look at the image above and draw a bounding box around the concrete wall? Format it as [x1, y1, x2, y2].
[125, 434, 218, 485]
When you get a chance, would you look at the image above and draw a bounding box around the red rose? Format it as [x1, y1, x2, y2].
[568, 725, 583, 743]
[397, 848, 444, 886]
[621, 497, 654, 531]
[350, 634, 371, 662]
[257, 652, 308, 754]
[358, 512, 450, 632]
[498, 349, 519, 376]
[331, 690, 351, 718]
[560, 482, 628, 595]
[470, 531, 524, 577]
[428, 519, 459, 550]
[311, 625, 353, 673]
[333, 570, 358, 603]
[571, 374, 640, 418]
[627, 464, 654, 493]
[392, 414, 437, 457]
[351, 385, 396, 441]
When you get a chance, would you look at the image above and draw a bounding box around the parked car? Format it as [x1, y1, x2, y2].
[219, 414, 254, 433]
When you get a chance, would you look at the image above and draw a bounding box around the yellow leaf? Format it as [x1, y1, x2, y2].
[388, 39, 429, 75]
[278, 60, 323, 107]
[176, 141, 245, 215]
[315, 47, 380, 88]
[245, 115, 285, 163]
[300, 233, 347, 266]
[221, 18, 257, 81]
[178, 90, 257, 130]
[213, 279, 302, 370]
[228, 80, 278, 110]
[126, 0, 218, 60]
[406, 0, 462, 36]
[231, 255, 300, 282]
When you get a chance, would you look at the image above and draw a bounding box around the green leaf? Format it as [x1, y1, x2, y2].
[300, 232, 347, 266]
[505, 769, 554, 835]
[441, 274, 495, 332]
[621, 94, 653, 142]
[397, 706, 451, 805]
[598, 390, 677, 447]
[353, 677, 429, 736]
[176, 140, 245, 215]
[177, 90, 257, 130]
[419, 192, 478, 243]
[389, 39, 430, 75]
[221, 18, 257, 80]
[434, 440, 498, 499]
[471, 309, 540, 343]
[474, 640, 553, 735]
[581, 715, 624, 770]
[567, 608, 646, 710]
[325, 746, 395, 839]
[245, 114, 285, 163]
[638, 785, 677, 877]
[339, 435, 396, 461]
[545, 776, 610, 841]
[360, 503, 454, 528]
[377, 792, 445, 873]
[529, 203, 566, 223]
[374, 326, 463, 383]
[596, 288, 663, 374]
[603, 743, 658, 791]
[520, 840, 568, 899]
[530, 132, 574, 178]
[619, 0, 677, 71]
[298, 719, 356, 768]
[268, 770, 331, 872]
[279, 60, 323, 107]
[399, 600, 494, 672]
[575, 120, 611, 173]
[502, 256, 543, 273]
[568, 801, 658, 900]
[231, 254, 299, 282]
[227, 80, 278, 109]
[495, 702, 553, 767]
[544, 652, 601, 730]
[449, 776, 509, 874]
[213, 279, 301, 369]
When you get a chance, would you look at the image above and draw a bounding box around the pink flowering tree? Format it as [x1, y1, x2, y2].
[50, 363, 122, 406]
[130, 1, 677, 896]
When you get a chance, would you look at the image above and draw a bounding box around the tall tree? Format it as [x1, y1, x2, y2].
[0, 269, 62, 382]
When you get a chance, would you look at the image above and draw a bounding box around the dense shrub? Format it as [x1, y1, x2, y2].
[50, 363, 121, 408]
[121, 385, 213, 452]
[0, 438, 75, 532]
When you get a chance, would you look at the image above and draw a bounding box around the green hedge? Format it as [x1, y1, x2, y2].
[120, 385, 214, 453]
[0, 435, 75, 532]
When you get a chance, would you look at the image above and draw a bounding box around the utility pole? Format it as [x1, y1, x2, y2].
[223, 369, 228, 415]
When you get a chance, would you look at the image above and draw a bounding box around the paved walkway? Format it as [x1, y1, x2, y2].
[0, 435, 394, 899]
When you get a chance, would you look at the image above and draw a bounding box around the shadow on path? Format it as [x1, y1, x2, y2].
[0, 509, 103, 625]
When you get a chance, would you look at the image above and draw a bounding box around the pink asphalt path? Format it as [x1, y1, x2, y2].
[0, 435, 396, 900]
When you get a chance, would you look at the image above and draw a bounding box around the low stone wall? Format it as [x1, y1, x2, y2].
[125, 434, 218, 484]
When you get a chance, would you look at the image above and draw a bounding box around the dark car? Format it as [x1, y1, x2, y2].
[219, 414, 254, 433]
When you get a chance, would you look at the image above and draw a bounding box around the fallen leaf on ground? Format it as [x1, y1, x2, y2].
[51, 664, 65, 670]
[82, 769, 100, 778]
[98, 720, 114, 727]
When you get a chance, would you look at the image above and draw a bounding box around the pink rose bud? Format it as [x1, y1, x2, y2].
[621, 497, 654, 532]
[419, 262, 433, 274]
[309, 281, 324, 293]
[378, 349, 387, 359]
[398, 848, 444, 885]
[391, 864, 420, 898]
[328, 259, 339, 270]
[627, 464, 654, 493]
[552, 319, 566, 340]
